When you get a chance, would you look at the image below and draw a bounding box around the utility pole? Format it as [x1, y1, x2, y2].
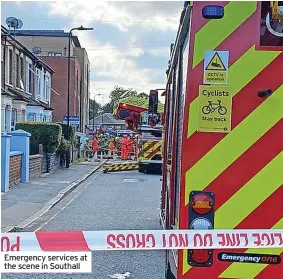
[92, 98, 95, 137]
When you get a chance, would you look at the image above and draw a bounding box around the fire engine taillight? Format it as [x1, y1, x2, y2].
[190, 217, 212, 230]
[190, 250, 211, 265]
[192, 193, 213, 215]
[188, 191, 215, 267]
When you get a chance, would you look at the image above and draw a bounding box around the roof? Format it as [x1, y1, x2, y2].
[10, 29, 81, 47]
[1, 26, 55, 73]
[1, 86, 54, 110]
[89, 113, 125, 125]
[27, 98, 54, 111]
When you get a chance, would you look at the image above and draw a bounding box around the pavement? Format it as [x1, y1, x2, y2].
[1, 159, 107, 233]
[2, 169, 165, 278]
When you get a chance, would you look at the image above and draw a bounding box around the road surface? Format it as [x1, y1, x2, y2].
[2, 167, 165, 279]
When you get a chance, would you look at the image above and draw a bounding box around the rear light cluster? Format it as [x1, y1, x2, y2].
[188, 191, 215, 267]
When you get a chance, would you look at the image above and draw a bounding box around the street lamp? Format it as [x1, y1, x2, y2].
[66, 25, 93, 168]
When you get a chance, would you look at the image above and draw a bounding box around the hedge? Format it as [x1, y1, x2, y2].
[56, 122, 75, 143]
[16, 122, 62, 154]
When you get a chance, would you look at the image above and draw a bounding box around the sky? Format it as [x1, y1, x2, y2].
[1, 1, 183, 105]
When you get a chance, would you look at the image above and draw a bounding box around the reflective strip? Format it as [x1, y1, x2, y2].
[192, 1, 256, 68]
[185, 84, 283, 205]
[188, 45, 281, 137]
[145, 141, 162, 159]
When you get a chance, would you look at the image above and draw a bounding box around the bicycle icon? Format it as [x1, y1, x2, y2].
[202, 100, 227, 115]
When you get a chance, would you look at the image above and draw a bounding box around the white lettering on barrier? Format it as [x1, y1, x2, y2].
[1, 230, 283, 252]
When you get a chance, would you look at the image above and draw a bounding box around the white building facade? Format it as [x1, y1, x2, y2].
[1, 25, 54, 134]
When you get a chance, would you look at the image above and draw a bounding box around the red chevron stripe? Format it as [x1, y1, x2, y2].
[36, 231, 90, 251]
[255, 251, 283, 279]
[186, 10, 257, 106]
[145, 145, 161, 159]
[186, 185, 283, 279]
[182, 53, 283, 173]
[181, 121, 283, 276]
[207, 119, 283, 210]
[143, 141, 156, 153]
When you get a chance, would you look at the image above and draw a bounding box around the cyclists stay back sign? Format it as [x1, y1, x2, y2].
[197, 85, 232, 133]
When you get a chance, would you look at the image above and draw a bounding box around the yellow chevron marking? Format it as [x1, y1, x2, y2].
[182, 155, 283, 275]
[193, 1, 256, 68]
[144, 141, 162, 159]
[215, 152, 283, 229]
[188, 45, 281, 137]
[219, 218, 283, 279]
[185, 84, 283, 205]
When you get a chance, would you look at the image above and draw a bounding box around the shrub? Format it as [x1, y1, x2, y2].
[56, 136, 72, 155]
[16, 122, 62, 154]
[56, 123, 76, 144]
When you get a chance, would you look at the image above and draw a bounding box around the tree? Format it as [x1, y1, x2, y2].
[101, 103, 113, 113]
[109, 86, 138, 105]
[89, 99, 101, 121]
[138, 92, 149, 98]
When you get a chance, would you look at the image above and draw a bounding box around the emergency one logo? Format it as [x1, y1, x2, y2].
[217, 252, 281, 265]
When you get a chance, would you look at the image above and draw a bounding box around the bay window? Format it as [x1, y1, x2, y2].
[25, 59, 32, 94]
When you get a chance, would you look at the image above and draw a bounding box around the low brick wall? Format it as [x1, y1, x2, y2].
[29, 154, 43, 179]
[9, 152, 23, 186]
[42, 152, 60, 173]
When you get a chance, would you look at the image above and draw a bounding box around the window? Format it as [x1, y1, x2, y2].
[44, 72, 51, 102]
[1, 47, 4, 87]
[25, 60, 32, 94]
[43, 115, 47, 122]
[21, 110, 26, 122]
[8, 49, 13, 85]
[20, 56, 24, 90]
[34, 68, 41, 99]
[16, 53, 20, 87]
[11, 109, 17, 131]
[27, 113, 36, 121]
[4, 106, 8, 132]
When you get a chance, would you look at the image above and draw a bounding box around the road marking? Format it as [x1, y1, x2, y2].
[123, 179, 138, 183]
[109, 272, 131, 279]
[34, 172, 101, 232]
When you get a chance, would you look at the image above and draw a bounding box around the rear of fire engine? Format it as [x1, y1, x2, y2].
[161, 1, 283, 279]
[137, 90, 163, 173]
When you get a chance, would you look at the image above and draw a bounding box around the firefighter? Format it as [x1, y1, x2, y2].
[92, 135, 99, 161]
[127, 135, 133, 160]
[108, 137, 115, 158]
[115, 136, 120, 157]
[98, 134, 104, 159]
[121, 135, 128, 160]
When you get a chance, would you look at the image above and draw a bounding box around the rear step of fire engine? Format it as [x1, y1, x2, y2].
[103, 162, 139, 173]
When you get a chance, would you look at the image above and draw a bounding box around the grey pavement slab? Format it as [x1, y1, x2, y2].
[1, 160, 105, 232]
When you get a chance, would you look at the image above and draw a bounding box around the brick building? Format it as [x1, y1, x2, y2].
[12, 30, 91, 132]
[40, 56, 81, 124]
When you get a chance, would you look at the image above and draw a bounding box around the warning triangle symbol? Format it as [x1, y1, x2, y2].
[205, 52, 226, 71]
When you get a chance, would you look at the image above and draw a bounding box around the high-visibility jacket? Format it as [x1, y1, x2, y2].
[92, 138, 98, 152]
[127, 138, 133, 153]
[109, 141, 115, 152]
